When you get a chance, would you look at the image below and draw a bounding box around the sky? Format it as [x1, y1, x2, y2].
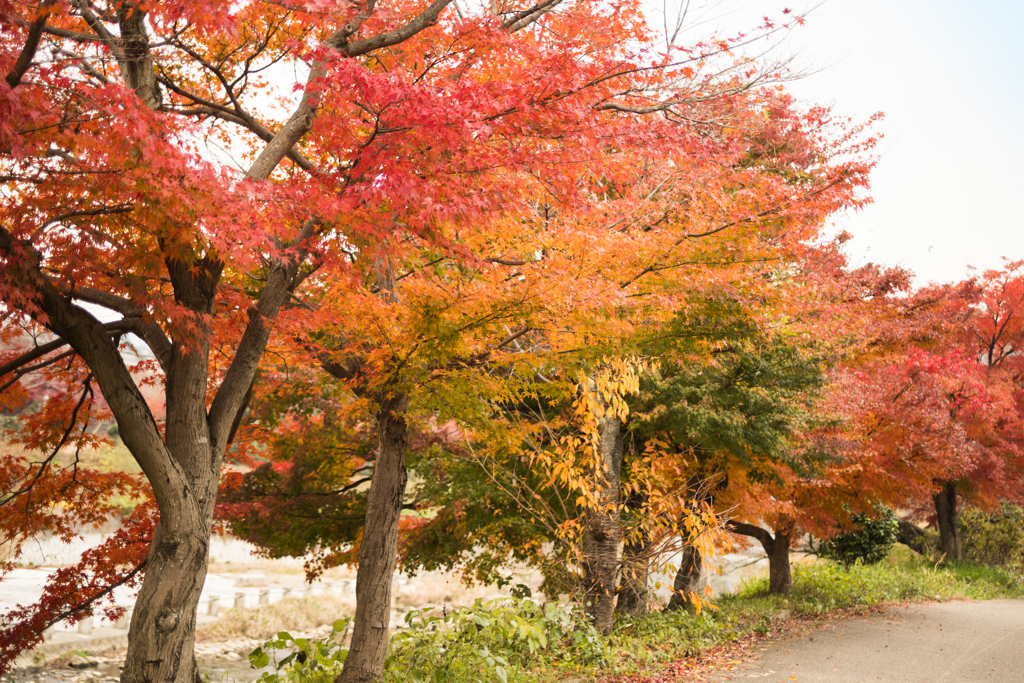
[664, 0, 1024, 285]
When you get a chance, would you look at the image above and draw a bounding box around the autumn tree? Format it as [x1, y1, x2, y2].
[1, 0, 829, 678]
[631, 311, 829, 594]
[813, 273, 1024, 562]
[217, 92, 879, 639]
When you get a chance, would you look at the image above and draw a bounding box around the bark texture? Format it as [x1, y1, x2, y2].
[933, 479, 962, 561]
[123, 519, 210, 683]
[117, 3, 161, 110]
[766, 525, 793, 594]
[666, 542, 703, 611]
[336, 393, 409, 683]
[121, 262, 221, 683]
[727, 519, 793, 594]
[582, 384, 624, 636]
[615, 492, 648, 618]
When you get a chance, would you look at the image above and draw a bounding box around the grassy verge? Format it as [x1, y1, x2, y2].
[580, 548, 1024, 682]
[249, 548, 1024, 683]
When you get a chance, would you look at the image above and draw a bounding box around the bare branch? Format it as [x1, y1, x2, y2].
[71, 289, 172, 370]
[6, 0, 57, 89]
[162, 98, 317, 172]
[347, 0, 454, 56]
[0, 349, 78, 394]
[502, 0, 563, 33]
[724, 519, 775, 551]
[0, 337, 69, 379]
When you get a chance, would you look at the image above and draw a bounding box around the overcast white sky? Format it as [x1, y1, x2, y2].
[664, 0, 1024, 285]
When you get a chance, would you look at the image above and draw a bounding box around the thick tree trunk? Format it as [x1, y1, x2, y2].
[615, 493, 648, 618]
[727, 519, 793, 595]
[766, 525, 793, 594]
[337, 393, 409, 683]
[666, 542, 703, 611]
[121, 506, 213, 683]
[582, 384, 623, 636]
[933, 479, 962, 561]
[120, 263, 224, 683]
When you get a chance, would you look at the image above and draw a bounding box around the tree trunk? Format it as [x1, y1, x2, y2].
[666, 541, 703, 611]
[766, 525, 793, 594]
[896, 518, 930, 555]
[120, 263, 224, 683]
[933, 479, 962, 561]
[615, 493, 647, 618]
[667, 473, 713, 610]
[337, 393, 409, 683]
[582, 385, 623, 636]
[726, 519, 793, 595]
[122, 504, 213, 683]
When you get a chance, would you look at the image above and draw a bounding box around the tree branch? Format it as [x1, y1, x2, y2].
[73, 0, 126, 62]
[5, 0, 57, 89]
[0, 337, 69, 379]
[0, 318, 143, 383]
[163, 100, 317, 172]
[725, 519, 775, 552]
[502, 0, 563, 33]
[207, 220, 318, 449]
[0, 226, 184, 530]
[72, 288, 172, 370]
[347, 0, 454, 56]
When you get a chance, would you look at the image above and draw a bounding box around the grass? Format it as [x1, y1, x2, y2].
[198, 594, 357, 643]
[533, 546, 1024, 681]
[248, 546, 1024, 683]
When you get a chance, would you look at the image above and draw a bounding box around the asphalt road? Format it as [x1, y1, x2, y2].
[705, 599, 1024, 682]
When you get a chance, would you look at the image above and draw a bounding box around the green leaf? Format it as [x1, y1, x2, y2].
[249, 647, 270, 669]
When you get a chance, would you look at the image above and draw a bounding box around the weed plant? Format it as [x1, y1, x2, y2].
[248, 548, 1024, 682]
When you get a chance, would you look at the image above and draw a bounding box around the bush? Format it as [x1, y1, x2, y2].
[249, 617, 351, 683]
[249, 598, 605, 683]
[384, 598, 605, 682]
[959, 504, 1024, 570]
[819, 506, 898, 567]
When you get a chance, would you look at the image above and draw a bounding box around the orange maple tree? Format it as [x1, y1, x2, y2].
[219, 94, 882, 624]
[1, 0, 820, 679]
[816, 270, 1024, 562]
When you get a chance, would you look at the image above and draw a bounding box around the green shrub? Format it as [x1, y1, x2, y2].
[384, 598, 604, 682]
[819, 506, 898, 567]
[249, 618, 351, 683]
[959, 504, 1024, 570]
[249, 598, 604, 683]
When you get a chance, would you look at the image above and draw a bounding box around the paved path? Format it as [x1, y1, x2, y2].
[706, 599, 1024, 682]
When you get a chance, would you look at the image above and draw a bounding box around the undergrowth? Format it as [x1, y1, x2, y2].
[597, 547, 1024, 679]
[248, 547, 1024, 682]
